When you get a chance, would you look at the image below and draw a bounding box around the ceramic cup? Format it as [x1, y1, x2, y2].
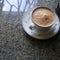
[31, 7, 57, 34]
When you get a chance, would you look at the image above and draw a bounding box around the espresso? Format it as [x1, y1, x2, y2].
[32, 7, 55, 27]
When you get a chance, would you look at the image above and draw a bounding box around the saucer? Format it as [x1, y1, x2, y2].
[22, 11, 60, 39]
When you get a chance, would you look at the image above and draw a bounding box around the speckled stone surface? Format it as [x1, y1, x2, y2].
[37, 0, 59, 10]
[0, 0, 60, 60]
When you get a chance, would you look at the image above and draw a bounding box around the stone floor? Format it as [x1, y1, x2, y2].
[0, 0, 60, 60]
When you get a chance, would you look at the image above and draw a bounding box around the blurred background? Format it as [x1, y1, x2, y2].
[0, 0, 59, 15]
[0, 0, 58, 20]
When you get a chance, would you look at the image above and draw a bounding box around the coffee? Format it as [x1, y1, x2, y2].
[32, 7, 55, 27]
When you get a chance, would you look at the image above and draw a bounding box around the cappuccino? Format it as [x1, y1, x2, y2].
[32, 7, 55, 27]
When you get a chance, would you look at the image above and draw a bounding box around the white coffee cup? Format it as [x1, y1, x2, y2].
[31, 7, 57, 34]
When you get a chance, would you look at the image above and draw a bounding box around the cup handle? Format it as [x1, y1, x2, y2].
[29, 24, 35, 30]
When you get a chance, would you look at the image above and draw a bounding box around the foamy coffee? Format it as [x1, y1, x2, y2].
[32, 7, 55, 27]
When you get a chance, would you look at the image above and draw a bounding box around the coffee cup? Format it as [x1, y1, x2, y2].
[31, 7, 56, 34]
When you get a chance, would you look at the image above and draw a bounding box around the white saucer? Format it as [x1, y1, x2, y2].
[22, 11, 60, 39]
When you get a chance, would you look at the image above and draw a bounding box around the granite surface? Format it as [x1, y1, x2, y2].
[0, 0, 60, 60]
[37, 0, 59, 10]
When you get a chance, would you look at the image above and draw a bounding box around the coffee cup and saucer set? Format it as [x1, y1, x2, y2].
[22, 6, 60, 39]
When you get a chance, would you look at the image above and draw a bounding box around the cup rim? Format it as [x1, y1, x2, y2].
[31, 6, 56, 28]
